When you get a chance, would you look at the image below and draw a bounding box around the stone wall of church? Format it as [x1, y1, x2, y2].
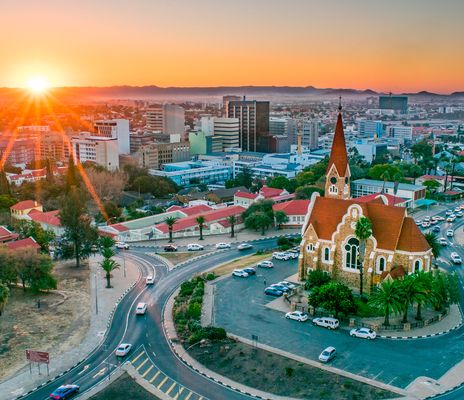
[324, 165, 350, 200]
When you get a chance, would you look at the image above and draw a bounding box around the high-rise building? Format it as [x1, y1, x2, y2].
[130, 131, 157, 153]
[145, 104, 164, 132]
[200, 117, 240, 151]
[145, 104, 185, 137]
[270, 117, 297, 144]
[387, 125, 413, 142]
[357, 120, 384, 138]
[71, 133, 119, 171]
[94, 119, 130, 154]
[302, 120, 320, 149]
[379, 95, 408, 114]
[222, 95, 241, 116]
[224, 97, 270, 152]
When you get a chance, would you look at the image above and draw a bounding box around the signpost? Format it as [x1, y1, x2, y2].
[26, 350, 50, 375]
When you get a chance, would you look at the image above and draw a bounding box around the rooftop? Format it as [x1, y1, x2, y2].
[353, 179, 425, 191]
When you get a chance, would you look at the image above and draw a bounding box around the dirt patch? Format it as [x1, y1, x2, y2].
[189, 340, 394, 400]
[212, 253, 272, 276]
[0, 260, 90, 382]
[160, 251, 208, 265]
[90, 373, 158, 400]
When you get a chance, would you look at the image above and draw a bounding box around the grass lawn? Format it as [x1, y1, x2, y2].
[212, 252, 272, 276]
[189, 340, 394, 400]
[90, 373, 158, 400]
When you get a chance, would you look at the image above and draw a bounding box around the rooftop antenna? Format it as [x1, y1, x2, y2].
[338, 96, 342, 112]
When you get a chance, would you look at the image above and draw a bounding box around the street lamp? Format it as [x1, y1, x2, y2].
[94, 272, 99, 315]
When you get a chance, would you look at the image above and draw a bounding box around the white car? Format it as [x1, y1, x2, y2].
[115, 343, 132, 357]
[284, 251, 299, 259]
[187, 243, 204, 251]
[457, 212, 463, 218]
[421, 222, 430, 228]
[146, 276, 154, 285]
[446, 229, 454, 237]
[318, 346, 336, 363]
[350, 327, 377, 340]
[135, 302, 147, 315]
[215, 242, 231, 249]
[232, 269, 249, 278]
[415, 219, 421, 225]
[439, 237, 448, 246]
[447, 217, 455, 223]
[424, 216, 431, 222]
[115, 242, 130, 249]
[455, 207, 461, 212]
[237, 243, 253, 251]
[312, 317, 339, 330]
[285, 311, 308, 322]
[279, 280, 297, 290]
[257, 260, 274, 268]
[451, 252, 462, 264]
[446, 210, 453, 216]
[435, 216, 445, 221]
[272, 252, 290, 261]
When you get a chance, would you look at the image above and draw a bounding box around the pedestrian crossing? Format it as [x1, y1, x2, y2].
[129, 347, 206, 400]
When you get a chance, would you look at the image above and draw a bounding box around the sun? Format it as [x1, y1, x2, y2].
[26, 76, 49, 94]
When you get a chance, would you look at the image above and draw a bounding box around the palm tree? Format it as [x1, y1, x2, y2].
[399, 275, 426, 323]
[227, 215, 237, 238]
[196, 216, 206, 240]
[100, 258, 120, 288]
[424, 232, 441, 258]
[165, 216, 178, 243]
[368, 280, 403, 326]
[101, 246, 115, 260]
[99, 236, 115, 250]
[355, 216, 373, 297]
[413, 271, 433, 321]
[0, 283, 9, 316]
[380, 171, 391, 193]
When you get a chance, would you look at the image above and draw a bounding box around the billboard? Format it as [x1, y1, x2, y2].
[26, 350, 49, 364]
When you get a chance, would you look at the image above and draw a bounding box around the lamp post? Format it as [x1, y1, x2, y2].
[94, 272, 99, 315]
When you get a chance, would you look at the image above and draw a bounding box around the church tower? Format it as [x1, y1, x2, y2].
[325, 101, 351, 199]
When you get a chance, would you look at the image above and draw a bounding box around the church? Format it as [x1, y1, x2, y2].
[298, 106, 432, 290]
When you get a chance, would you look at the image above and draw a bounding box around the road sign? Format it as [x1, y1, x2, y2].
[26, 350, 49, 364]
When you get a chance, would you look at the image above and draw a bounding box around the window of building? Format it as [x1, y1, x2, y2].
[344, 237, 360, 270]
[414, 259, 422, 273]
[323, 247, 330, 262]
[307, 243, 314, 252]
[376, 256, 386, 273]
[329, 185, 338, 194]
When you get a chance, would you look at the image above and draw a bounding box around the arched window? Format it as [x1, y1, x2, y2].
[344, 237, 360, 270]
[307, 243, 314, 252]
[414, 259, 422, 273]
[329, 185, 338, 194]
[376, 256, 386, 273]
[324, 247, 330, 262]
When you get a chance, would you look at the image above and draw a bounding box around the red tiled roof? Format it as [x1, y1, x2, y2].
[28, 209, 61, 227]
[235, 191, 259, 200]
[155, 206, 246, 234]
[6, 237, 41, 251]
[260, 186, 285, 198]
[355, 193, 407, 206]
[10, 200, 41, 211]
[397, 217, 431, 252]
[273, 200, 310, 215]
[0, 226, 18, 242]
[419, 175, 445, 181]
[326, 112, 348, 176]
[109, 223, 129, 232]
[307, 196, 430, 253]
[380, 265, 406, 281]
[179, 204, 214, 216]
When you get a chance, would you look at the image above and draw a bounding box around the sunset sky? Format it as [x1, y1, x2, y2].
[1, 0, 463, 93]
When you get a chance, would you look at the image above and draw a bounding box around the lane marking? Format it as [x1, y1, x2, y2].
[173, 387, 184, 399]
[131, 350, 145, 364]
[136, 358, 149, 371]
[166, 381, 177, 395]
[141, 364, 154, 378]
[78, 365, 90, 375]
[149, 370, 161, 383]
[92, 367, 106, 379]
[157, 376, 168, 390]
[184, 392, 193, 400]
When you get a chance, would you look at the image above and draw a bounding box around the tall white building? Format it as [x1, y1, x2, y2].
[269, 117, 296, 144]
[71, 133, 119, 171]
[387, 125, 413, 142]
[200, 116, 240, 150]
[94, 119, 130, 154]
[146, 104, 185, 137]
[302, 120, 320, 150]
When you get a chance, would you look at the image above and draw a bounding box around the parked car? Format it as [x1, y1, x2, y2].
[439, 237, 448, 246]
[451, 252, 462, 265]
[447, 216, 455, 223]
[135, 302, 147, 315]
[350, 327, 377, 340]
[146, 276, 155, 285]
[279, 280, 297, 290]
[455, 207, 461, 212]
[242, 267, 256, 275]
[115, 241, 130, 250]
[164, 245, 177, 252]
[187, 243, 204, 251]
[421, 222, 430, 228]
[424, 216, 431, 222]
[50, 385, 80, 400]
[115, 343, 132, 357]
[318, 347, 337, 363]
[272, 252, 290, 260]
[447, 229, 454, 237]
[257, 260, 274, 268]
[264, 287, 283, 297]
[284, 251, 299, 259]
[415, 219, 421, 225]
[232, 269, 249, 278]
[432, 226, 441, 233]
[216, 242, 231, 249]
[237, 243, 253, 251]
[446, 210, 453, 216]
[312, 317, 339, 330]
[457, 212, 463, 218]
[285, 311, 308, 322]
[269, 283, 290, 293]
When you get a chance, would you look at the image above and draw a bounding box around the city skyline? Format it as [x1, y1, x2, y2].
[1, 0, 463, 93]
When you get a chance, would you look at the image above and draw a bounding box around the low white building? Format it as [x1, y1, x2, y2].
[71, 132, 119, 171]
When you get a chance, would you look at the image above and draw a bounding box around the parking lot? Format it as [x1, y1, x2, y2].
[212, 258, 464, 389]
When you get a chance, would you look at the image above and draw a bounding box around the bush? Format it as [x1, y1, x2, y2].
[204, 326, 227, 340]
[305, 269, 331, 289]
[204, 273, 216, 281]
[285, 367, 294, 377]
[179, 281, 196, 297]
[277, 237, 292, 247]
[186, 302, 202, 320]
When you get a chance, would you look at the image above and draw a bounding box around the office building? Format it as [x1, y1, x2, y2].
[224, 97, 270, 152]
[379, 95, 408, 114]
[134, 142, 190, 170]
[94, 119, 130, 154]
[302, 120, 320, 149]
[71, 133, 119, 171]
[357, 120, 384, 138]
[352, 141, 388, 163]
[270, 117, 297, 144]
[199, 116, 240, 151]
[130, 131, 157, 153]
[387, 125, 413, 141]
[146, 104, 185, 137]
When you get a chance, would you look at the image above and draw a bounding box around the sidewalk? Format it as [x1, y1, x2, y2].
[0, 254, 140, 400]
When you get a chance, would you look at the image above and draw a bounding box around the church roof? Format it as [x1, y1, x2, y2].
[326, 112, 349, 176]
[308, 196, 430, 253]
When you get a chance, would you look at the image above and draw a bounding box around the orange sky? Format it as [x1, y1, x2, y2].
[1, 0, 463, 93]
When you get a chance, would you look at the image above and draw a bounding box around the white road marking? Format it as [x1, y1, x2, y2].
[78, 364, 90, 375]
[93, 367, 107, 379]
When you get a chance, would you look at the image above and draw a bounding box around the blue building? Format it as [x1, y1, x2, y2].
[358, 120, 384, 138]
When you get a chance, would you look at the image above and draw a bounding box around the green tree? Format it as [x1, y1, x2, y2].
[0, 248, 17, 286]
[99, 236, 115, 250]
[242, 199, 274, 220]
[165, 216, 178, 243]
[305, 269, 331, 290]
[424, 232, 441, 258]
[267, 176, 298, 193]
[309, 282, 357, 318]
[368, 280, 403, 326]
[431, 270, 460, 311]
[196, 215, 206, 240]
[367, 164, 403, 182]
[413, 271, 433, 321]
[227, 215, 237, 238]
[13, 220, 56, 253]
[15, 248, 56, 293]
[59, 187, 98, 267]
[274, 210, 289, 229]
[0, 170, 11, 196]
[0, 194, 17, 211]
[66, 156, 79, 191]
[355, 217, 372, 296]
[423, 180, 440, 193]
[0, 283, 9, 316]
[245, 211, 273, 235]
[294, 185, 324, 200]
[100, 258, 120, 288]
[398, 275, 426, 323]
[46, 159, 55, 184]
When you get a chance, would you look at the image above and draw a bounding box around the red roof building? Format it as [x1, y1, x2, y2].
[355, 193, 408, 208]
[6, 237, 41, 252]
[0, 226, 19, 243]
[272, 200, 310, 227]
